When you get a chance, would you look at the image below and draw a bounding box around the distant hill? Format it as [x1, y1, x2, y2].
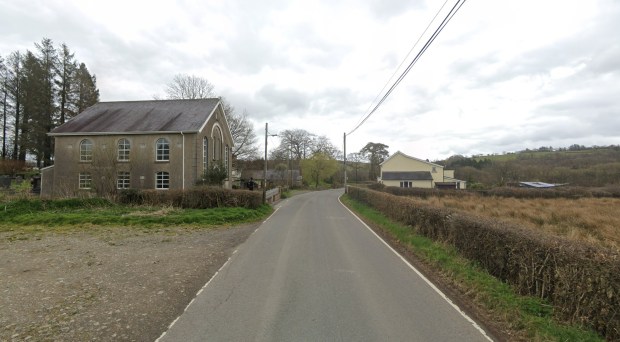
[438, 145, 620, 188]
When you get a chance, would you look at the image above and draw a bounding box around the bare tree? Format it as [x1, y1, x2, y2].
[220, 99, 259, 160]
[165, 73, 215, 100]
[311, 135, 338, 159]
[347, 152, 367, 183]
[275, 129, 315, 161]
[163, 74, 259, 161]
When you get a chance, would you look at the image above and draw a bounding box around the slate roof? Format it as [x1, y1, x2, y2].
[50, 99, 221, 135]
[381, 171, 433, 181]
[380, 151, 443, 168]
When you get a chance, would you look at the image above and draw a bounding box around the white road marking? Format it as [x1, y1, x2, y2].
[338, 195, 493, 342]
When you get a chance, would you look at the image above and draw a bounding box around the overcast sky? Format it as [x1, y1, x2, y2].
[2, 0, 619, 160]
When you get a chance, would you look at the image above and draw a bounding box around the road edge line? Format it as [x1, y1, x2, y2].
[338, 194, 493, 342]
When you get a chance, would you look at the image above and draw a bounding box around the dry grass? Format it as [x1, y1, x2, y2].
[412, 195, 620, 251]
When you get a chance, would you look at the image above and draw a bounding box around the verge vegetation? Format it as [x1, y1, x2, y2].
[341, 194, 603, 341]
[346, 186, 618, 341]
[0, 196, 272, 236]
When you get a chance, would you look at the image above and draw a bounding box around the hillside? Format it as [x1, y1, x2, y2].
[439, 145, 620, 188]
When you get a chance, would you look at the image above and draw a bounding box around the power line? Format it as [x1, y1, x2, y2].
[347, 0, 468, 136]
[354, 0, 450, 131]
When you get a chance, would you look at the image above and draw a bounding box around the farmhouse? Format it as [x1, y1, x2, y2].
[379, 151, 466, 189]
[41, 99, 234, 197]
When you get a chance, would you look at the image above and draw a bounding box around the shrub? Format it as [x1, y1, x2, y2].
[196, 161, 228, 186]
[118, 186, 262, 209]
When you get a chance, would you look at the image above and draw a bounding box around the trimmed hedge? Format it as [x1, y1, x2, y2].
[347, 186, 620, 340]
[378, 184, 620, 199]
[118, 186, 263, 209]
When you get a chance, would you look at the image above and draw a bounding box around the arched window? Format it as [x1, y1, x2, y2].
[80, 139, 93, 162]
[118, 138, 130, 161]
[156, 138, 169, 161]
[224, 145, 229, 175]
[156, 171, 169, 189]
[203, 137, 208, 172]
[213, 126, 222, 161]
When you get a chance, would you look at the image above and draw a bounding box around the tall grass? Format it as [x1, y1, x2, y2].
[406, 195, 620, 251]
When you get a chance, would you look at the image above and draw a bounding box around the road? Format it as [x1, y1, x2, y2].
[158, 189, 492, 341]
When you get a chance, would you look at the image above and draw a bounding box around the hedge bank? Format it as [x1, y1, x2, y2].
[347, 186, 619, 340]
[119, 186, 263, 209]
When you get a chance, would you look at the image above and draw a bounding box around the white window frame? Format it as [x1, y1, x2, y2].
[117, 138, 130, 161]
[400, 181, 412, 188]
[224, 145, 229, 175]
[117, 171, 130, 189]
[155, 171, 169, 189]
[203, 137, 208, 172]
[156, 138, 169, 161]
[80, 139, 93, 162]
[79, 172, 92, 189]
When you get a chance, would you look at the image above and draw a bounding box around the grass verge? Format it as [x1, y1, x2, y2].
[0, 198, 272, 233]
[341, 194, 603, 341]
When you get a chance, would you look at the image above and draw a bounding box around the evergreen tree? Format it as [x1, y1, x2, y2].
[34, 38, 59, 166]
[6, 51, 23, 160]
[20, 51, 45, 163]
[56, 43, 77, 124]
[360, 142, 389, 181]
[0, 55, 7, 159]
[74, 62, 99, 113]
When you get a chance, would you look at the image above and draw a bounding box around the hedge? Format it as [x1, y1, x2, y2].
[376, 184, 620, 199]
[347, 186, 620, 340]
[118, 186, 263, 209]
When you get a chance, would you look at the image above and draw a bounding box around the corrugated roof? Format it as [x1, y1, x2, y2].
[519, 181, 560, 188]
[50, 99, 220, 135]
[382, 171, 433, 181]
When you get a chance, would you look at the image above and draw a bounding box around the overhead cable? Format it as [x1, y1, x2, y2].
[347, 0, 468, 136]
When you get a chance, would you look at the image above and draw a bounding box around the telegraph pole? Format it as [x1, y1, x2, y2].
[264, 123, 268, 203]
[343, 132, 347, 193]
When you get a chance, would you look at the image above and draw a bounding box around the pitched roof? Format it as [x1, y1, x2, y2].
[381, 171, 433, 181]
[50, 99, 221, 135]
[380, 151, 443, 168]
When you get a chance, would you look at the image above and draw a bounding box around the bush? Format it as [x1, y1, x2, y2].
[118, 186, 263, 209]
[347, 186, 620, 340]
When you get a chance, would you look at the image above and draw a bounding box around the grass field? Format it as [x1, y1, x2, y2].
[0, 197, 272, 234]
[407, 194, 620, 251]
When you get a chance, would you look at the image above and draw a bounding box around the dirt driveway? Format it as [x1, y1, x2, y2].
[0, 223, 258, 341]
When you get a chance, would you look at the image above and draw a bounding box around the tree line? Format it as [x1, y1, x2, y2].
[442, 145, 620, 188]
[0, 38, 100, 167]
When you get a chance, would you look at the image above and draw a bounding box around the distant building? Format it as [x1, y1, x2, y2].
[241, 169, 302, 188]
[41, 99, 234, 197]
[379, 151, 466, 189]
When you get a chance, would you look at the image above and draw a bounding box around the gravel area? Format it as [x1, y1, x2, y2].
[0, 223, 258, 341]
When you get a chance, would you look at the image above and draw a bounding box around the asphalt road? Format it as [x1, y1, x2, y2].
[158, 189, 492, 342]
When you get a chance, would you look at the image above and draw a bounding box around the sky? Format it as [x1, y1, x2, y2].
[1, 0, 619, 161]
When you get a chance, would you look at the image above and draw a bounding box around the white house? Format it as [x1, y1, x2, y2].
[380, 151, 466, 189]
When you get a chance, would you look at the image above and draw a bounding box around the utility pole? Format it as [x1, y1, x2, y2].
[343, 132, 347, 193]
[264, 123, 268, 203]
[263, 123, 278, 203]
